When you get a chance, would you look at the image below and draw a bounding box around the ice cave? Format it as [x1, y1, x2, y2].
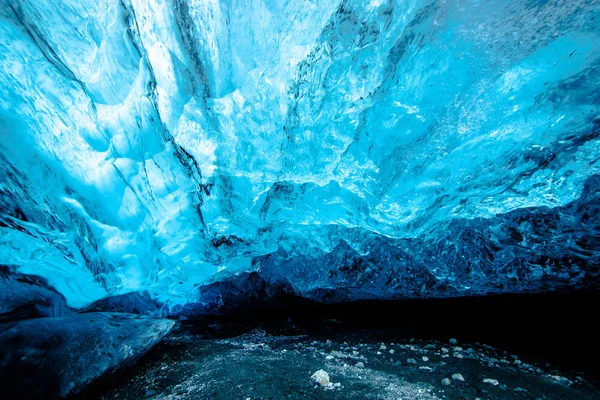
[0, 0, 599, 398]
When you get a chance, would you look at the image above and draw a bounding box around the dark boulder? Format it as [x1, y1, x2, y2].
[0, 312, 175, 398]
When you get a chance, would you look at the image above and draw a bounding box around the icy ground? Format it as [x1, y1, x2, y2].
[86, 323, 599, 400]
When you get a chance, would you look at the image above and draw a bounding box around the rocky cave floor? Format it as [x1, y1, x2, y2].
[82, 319, 600, 400]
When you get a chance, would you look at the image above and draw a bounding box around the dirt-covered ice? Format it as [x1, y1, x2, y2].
[88, 323, 599, 400]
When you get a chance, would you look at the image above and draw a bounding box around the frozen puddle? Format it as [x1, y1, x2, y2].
[91, 328, 600, 399]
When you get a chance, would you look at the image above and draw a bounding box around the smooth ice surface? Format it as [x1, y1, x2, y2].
[0, 0, 599, 309]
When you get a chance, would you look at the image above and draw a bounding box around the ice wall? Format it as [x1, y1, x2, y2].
[0, 0, 598, 309]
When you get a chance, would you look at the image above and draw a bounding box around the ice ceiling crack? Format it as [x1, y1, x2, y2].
[0, 0, 599, 310]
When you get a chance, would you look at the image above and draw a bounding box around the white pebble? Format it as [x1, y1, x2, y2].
[311, 370, 330, 386]
[483, 378, 499, 386]
[452, 373, 465, 381]
[422, 356, 429, 362]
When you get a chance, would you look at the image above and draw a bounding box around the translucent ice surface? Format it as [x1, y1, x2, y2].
[0, 0, 598, 309]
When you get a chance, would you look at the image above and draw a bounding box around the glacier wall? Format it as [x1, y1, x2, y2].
[0, 0, 599, 310]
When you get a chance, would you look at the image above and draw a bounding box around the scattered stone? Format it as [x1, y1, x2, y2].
[325, 355, 334, 360]
[355, 362, 365, 368]
[454, 346, 463, 351]
[380, 344, 387, 350]
[389, 349, 395, 354]
[455, 354, 464, 359]
[334, 383, 341, 388]
[419, 366, 433, 371]
[483, 378, 499, 386]
[422, 356, 429, 362]
[352, 350, 359, 356]
[452, 373, 465, 381]
[407, 358, 417, 364]
[441, 347, 449, 353]
[442, 378, 451, 386]
[377, 351, 382, 355]
[550, 375, 571, 384]
[311, 370, 330, 386]
[449, 338, 458, 345]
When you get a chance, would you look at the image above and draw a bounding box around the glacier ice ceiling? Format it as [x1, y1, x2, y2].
[0, 0, 599, 311]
